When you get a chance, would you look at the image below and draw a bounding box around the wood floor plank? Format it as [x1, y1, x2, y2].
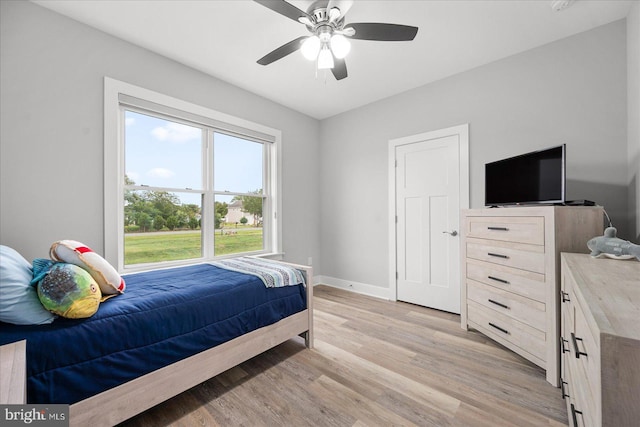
[119, 285, 567, 426]
[313, 338, 462, 417]
[309, 375, 418, 427]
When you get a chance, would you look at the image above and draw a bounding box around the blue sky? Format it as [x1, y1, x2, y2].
[125, 110, 263, 205]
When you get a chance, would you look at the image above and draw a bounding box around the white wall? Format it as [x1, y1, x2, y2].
[629, 1, 640, 241]
[1, 1, 634, 293]
[0, 0, 321, 268]
[319, 20, 628, 294]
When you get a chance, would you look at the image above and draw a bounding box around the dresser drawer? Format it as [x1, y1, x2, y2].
[560, 354, 571, 401]
[572, 298, 600, 419]
[468, 300, 546, 361]
[563, 360, 595, 427]
[466, 258, 546, 303]
[465, 216, 544, 245]
[565, 352, 596, 427]
[466, 241, 545, 274]
[467, 280, 545, 331]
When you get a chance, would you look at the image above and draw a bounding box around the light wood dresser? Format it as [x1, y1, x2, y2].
[460, 206, 603, 386]
[560, 253, 640, 427]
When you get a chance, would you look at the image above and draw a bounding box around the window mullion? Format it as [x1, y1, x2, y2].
[116, 105, 127, 271]
[265, 138, 276, 253]
[262, 142, 270, 253]
[213, 190, 264, 198]
[202, 129, 215, 259]
[125, 185, 203, 194]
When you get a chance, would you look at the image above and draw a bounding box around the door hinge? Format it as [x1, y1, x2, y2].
[395, 159, 398, 167]
[396, 272, 399, 279]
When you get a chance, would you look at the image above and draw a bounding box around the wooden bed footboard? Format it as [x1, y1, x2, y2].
[69, 262, 313, 427]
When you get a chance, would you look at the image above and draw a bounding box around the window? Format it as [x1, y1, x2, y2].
[123, 111, 204, 266]
[104, 78, 281, 271]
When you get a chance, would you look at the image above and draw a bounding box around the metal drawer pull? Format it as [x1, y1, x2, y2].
[488, 299, 509, 309]
[561, 337, 570, 354]
[571, 332, 588, 358]
[488, 322, 509, 334]
[488, 275, 509, 284]
[570, 404, 583, 427]
[488, 252, 509, 259]
[561, 379, 569, 399]
[487, 226, 509, 231]
[561, 290, 570, 303]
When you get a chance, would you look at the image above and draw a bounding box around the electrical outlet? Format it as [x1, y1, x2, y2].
[307, 257, 312, 265]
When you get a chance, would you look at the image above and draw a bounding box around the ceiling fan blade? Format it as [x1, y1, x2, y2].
[254, 0, 312, 23]
[332, 57, 348, 80]
[257, 36, 307, 65]
[344, 23, 418, 41]
[327, 0, 353, 22]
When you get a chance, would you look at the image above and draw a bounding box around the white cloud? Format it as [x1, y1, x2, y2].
[125, 117, 135, 126]
[147, 168, 176, 179]
[151, 122, 200, 143]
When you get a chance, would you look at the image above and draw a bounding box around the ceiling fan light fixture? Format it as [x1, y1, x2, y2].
[317, 45, 334, 69]
[298, 16, 313, 26]
[301, 35, 321, 60]
[330, 33, 351, 59]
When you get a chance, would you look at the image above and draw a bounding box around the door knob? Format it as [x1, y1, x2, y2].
[442, 230, 458, 236]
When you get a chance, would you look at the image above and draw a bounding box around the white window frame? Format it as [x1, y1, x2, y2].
[104, 77, 282, 272]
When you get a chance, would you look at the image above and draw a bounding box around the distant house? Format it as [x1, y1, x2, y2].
[225, 200, 262, 226]
[225, 200, 245, 224]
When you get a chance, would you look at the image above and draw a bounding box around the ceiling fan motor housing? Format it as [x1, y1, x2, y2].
[310, 7, 329, 24]
[305, 2, 345, 34]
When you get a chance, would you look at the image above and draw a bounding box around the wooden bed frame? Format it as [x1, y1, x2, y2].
[68, 261, 313, 427]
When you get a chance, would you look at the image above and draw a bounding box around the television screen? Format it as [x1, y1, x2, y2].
[485, 144, 566, 206]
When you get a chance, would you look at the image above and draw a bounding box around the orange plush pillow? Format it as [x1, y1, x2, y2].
[50, 240, 125, 300]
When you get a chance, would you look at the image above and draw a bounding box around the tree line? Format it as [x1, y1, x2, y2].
[124, 176, 262, 232]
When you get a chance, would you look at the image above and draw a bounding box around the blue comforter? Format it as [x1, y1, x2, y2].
[0, 263, 306, 404]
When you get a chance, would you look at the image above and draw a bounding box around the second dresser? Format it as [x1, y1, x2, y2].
[460, 206, 603, 386]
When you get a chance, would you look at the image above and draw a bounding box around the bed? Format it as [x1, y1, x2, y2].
[0, 257, 313, 427]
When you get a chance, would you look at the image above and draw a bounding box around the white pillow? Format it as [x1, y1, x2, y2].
[50, 240, 125, 299]
[0, 245, 55, 325]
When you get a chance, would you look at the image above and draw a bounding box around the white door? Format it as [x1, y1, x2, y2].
[391, 125, 468, 313]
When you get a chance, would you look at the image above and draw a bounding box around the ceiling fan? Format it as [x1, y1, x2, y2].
[255, 0, 419, 80]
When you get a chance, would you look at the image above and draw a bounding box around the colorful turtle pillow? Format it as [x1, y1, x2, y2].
[0, 245, 56, 325]
[33, 259, 102, 319]
[50, 240, 125, 300]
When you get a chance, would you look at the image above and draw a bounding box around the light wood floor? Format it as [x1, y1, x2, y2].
[119, 285, 568, 426]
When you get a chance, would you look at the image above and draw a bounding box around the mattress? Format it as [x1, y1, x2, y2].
[0, 263, 306, 404]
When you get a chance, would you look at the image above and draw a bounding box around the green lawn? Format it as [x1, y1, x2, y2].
[124, 229, 263, 265]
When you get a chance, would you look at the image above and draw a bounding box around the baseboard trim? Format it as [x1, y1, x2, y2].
[314, 275, 392, 300]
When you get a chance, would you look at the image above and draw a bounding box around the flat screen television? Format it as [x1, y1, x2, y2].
[485, 144, 566, 207]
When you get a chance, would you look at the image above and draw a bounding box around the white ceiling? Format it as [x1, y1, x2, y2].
[32, 0, 633, 120]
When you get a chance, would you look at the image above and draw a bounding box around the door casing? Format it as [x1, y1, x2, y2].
[388, 124, 470, 303]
